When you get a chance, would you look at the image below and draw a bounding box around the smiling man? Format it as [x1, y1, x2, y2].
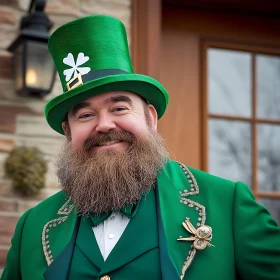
[2, 14, 280, 280]
[59, 91, 167, 215]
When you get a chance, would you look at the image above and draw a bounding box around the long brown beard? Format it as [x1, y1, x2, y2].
[56, 129, 169, 216]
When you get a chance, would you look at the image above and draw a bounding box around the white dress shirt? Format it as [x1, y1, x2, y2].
[92, 212, 130, 260]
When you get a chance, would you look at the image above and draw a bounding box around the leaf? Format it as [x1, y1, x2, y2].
[184, 218, 197, 235]
[76, 52, 89, 67]
[63, 53, 75, 67]
[77, 67, 91, 75]
[63, 68, 75, 82]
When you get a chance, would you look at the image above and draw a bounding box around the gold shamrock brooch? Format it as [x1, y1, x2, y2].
[178, 218, 213, 250]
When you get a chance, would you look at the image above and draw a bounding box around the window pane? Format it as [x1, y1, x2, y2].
[209, 119, 252, 186]
[258, 124, 280, 192]
[26, 41, 55, 90]
[208, 48, 252, 117]
[257, 54, 280, 120]
[259, 198, 280, 225]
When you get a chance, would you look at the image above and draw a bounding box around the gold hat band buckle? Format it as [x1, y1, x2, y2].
[66, 73, 83, 91]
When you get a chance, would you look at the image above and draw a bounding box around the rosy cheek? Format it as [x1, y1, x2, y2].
[70, 130, 86, 149]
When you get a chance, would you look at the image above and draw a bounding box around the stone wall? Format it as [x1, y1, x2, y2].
[0, 0, 131, 274]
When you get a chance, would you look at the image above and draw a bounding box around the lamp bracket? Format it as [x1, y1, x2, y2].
[21, 0, 52, 32]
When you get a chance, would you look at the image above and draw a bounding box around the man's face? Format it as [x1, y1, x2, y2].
[57, 91, 168, 215]
[63, 91, 158, 152]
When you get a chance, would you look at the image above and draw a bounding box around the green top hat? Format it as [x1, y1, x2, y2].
[45, 14, 169, 134]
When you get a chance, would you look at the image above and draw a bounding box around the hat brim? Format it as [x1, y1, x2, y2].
[45, 73, 169, 134]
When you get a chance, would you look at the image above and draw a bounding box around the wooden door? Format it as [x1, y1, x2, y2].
[158, 7, 202, 168]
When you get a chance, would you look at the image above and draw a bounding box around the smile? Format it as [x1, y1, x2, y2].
[96, 140, 122, 146]
[91, 141, 129, 152]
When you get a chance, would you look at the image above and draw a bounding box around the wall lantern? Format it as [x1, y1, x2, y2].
[7, 0, 56, 97]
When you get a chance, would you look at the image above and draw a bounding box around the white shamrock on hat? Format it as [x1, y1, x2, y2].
[63, 52, 91, 82]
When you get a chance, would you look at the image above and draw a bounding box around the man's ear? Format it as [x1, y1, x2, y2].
[147, 104, 158, 130]
[62, 121, 71, 140]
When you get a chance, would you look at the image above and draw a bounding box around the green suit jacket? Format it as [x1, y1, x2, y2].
[2, 160, 280, 279]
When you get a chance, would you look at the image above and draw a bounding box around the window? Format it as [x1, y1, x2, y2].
[204, 43, 280, 223]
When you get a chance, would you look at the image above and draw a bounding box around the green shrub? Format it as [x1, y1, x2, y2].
[5, 147, 47, 196]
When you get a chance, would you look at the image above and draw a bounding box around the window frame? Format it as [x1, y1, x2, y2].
[202, 40, 280, 200]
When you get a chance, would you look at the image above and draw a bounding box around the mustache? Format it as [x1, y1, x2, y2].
[83, 131, 135, 152]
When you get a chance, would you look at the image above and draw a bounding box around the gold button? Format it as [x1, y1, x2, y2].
[100, 276, 110, 280]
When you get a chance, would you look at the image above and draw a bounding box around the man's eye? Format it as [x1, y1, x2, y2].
[113, 107, 126, 112]
[79, 113, 93, 119]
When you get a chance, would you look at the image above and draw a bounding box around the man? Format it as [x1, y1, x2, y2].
[2, 14, 280, 280]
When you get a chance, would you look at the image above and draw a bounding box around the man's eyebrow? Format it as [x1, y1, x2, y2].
[69, 95, 132, 117]
[104, 95, 132, 105]
[69, 101, 91, 117]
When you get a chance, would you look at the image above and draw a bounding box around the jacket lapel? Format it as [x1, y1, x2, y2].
[75, 216, 104, 270]
[44, 217, 80, 280]
[157, 160, 211, 280]
[42, 198, 78, 280]
[155, 186, 179, 280]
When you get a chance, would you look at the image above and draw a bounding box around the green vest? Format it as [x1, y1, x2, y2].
[68, 190, 161, 279]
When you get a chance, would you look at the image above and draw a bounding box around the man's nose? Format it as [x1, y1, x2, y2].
[95, 115, 116, 132]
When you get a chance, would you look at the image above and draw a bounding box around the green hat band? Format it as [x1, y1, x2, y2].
[67, 69, 128, 90]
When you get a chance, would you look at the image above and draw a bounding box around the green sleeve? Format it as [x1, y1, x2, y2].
[233, 182, 280, 279]
[1, 208, 32, 280]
